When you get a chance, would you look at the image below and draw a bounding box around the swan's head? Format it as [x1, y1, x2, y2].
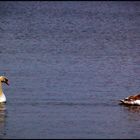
[0, 76, 9, 85]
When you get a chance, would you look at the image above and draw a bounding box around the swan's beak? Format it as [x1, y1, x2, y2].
[5, 81, 9, 86]
[4, 78, 9, 86]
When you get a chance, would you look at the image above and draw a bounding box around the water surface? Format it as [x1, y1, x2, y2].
[0, 1, 140, 139]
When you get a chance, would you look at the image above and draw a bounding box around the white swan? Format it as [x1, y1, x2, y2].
[0, 76, 9, 103]
[120, 93, 140, 105]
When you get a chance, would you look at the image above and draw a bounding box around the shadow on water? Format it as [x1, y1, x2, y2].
[0, 103, 7, 138]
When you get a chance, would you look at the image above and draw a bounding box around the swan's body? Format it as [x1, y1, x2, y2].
[120, 94, 140, 105]
[0, 92, 6, 103]
[0, 76, 9, 103]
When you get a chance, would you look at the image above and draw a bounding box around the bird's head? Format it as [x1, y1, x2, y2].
[0, 76, 9, 85]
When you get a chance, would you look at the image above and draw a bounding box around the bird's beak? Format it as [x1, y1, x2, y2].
[6, 81, 9, 86]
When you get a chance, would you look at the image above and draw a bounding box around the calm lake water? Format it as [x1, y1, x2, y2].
[0, 1, 140, 139]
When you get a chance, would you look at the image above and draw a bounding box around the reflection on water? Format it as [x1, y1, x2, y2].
[0, 103, 6, 138]
[121, 105, 140, 123]
[125, 105, 140, 113]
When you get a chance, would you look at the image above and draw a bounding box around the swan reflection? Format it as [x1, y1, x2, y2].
[0, 103, 6, 138]
[122, 105, 140, 113]
[127, 106, 140, 113]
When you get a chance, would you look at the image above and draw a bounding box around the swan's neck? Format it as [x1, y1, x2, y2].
[0, 83, 6, 103]
[0, 83, 3, 95]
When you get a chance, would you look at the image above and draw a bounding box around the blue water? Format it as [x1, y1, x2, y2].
[0, 1, 140, 139]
